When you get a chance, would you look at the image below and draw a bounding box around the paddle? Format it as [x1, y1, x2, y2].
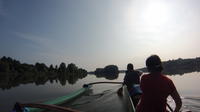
[86, 81, 122, 86]
[117, 86, 123, 96]
[85, 81, 124, 96]
[166, 103, 192, 112]
[166, 103, 173, 112]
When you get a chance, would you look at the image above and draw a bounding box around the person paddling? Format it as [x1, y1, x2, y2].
[136, 55, 182, 112]
[118, 63, 142, 106]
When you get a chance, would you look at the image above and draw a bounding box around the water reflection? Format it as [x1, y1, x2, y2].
[0, 72, 87, 90]
[0, 57, 88, 90]
[93, 73, 119, 80]
[169, 72, 200, 97]
[0, 72, 199, 112]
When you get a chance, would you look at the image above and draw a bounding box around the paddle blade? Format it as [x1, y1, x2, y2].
[117, 87, 123, 97]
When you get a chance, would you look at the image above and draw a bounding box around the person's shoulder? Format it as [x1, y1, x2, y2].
[161, 74, 173, 82]
[161, 74, 176, 91]
[161, 74, 170, 78]
[134, 70, 139, 72]
[134, 70, 143, 75]
[141, 74, 150, 79]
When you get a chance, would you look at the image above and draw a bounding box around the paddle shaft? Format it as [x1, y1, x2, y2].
[87, 81, 123, 85]
[167, 103, 174, 112]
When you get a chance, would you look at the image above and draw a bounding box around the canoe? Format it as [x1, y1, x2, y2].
[13, 85, 91, 112]
[62, 82, 135, 112]
[85, 82, 135, 112]
[123, 86, 135, 112]
[123, 85, 135, 112]
[13, 82, 135, 112]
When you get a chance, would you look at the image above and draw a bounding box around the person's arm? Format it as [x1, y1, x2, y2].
[170, 89, 182, 112]
[117, 71, 128, 96]
[123, 71, 128, 86]
[138, 70, 143, 76]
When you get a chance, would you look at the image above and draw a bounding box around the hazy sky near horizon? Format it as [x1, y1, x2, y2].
[0, 0, 200, 71]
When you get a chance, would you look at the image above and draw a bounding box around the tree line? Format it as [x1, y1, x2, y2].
[91, 57, 200, 78]
[139, 57, 200, 75]
[0, 56, 87, 90]
[93, 65, 119, 80]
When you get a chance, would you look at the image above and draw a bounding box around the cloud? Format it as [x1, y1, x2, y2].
[14, 31, 67, 55]
[13, 32, 82, 67]
[14, 32, 50, 46]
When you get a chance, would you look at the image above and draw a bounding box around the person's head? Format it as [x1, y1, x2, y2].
[127, 63, 134, 71]
[146, 55, 163, 73]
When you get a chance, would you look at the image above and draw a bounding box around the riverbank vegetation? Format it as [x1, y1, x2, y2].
[1, 56, 200, 89]
[139, 57, 200, 75]
[91, 57, 200, 79]
[94, 65, 119, 80]
[0, 56, 87, 90]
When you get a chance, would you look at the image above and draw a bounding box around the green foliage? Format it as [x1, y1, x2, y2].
[67, 63, 78, 73]
[49, 64, 54, 71]
[0, 61, 10, 72]
[58, 62, 67, 73]
[0, 56, 88, 90]
[94, 65, 119, 80]
[35, 63, 48, 72]
[104, 65, 119, 75]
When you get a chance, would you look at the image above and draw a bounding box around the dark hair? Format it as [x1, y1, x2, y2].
[127, 63, 134, 71]
[146, 55, 163, 73]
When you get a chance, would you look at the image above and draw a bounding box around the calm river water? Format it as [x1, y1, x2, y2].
[0, 72, 200, 112]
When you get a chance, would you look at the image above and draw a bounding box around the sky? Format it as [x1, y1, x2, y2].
[0, 0, 200, 71]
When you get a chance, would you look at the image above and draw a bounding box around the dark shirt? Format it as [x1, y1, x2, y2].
[123, 70, 141, 91]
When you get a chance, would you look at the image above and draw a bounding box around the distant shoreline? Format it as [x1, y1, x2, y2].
[89, 57, 200, 75]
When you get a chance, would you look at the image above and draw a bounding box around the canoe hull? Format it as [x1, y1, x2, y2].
[123, 85, 135, 112]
